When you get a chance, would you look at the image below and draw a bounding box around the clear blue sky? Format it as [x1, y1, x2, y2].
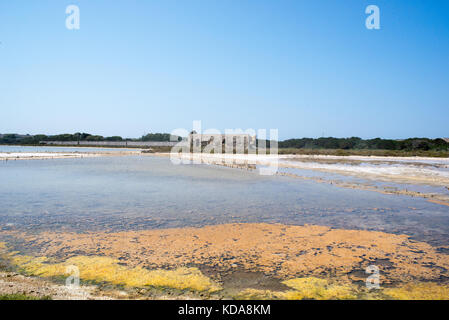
[1, 0, 448, 139]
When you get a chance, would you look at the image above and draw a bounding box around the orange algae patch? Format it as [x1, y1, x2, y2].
[9, 254, 220, 292]
[384, 282, 449, 300]
[2, 223, 449, 283]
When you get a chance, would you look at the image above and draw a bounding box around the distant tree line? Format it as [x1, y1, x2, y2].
[278, 137, 449, 151]
[141, 133, 179, 141]
[1, 133, 448, 151]
[0, 132, 181, 145]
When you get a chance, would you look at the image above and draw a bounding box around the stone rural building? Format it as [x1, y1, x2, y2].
[189, 133, 257, 150]
[40, 133, 257, 150]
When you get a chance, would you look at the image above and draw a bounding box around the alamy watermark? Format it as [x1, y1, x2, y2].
[365, 5, 380, 30]
[66, 5, 80, 30]
[65, 265, 80, 288]
[366, 265, 380, 289]
[169, 121, 279, 176]
[63, 5, 379, 31]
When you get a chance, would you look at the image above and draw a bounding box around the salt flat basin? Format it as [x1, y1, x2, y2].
[170, 152, 449, 164]
[282, 154, 449, 164]
[0, 155, 448, 247]
[281, 158, 449, 186]
[171, 153, 449, 187]
[0, 145, 141, 160]
[0, 145, 140, 153]
[0, 152, 93, 159]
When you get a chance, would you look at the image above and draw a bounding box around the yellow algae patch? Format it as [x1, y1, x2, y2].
[235, 289, 286, 300]
[0, 242, 6, 250]
[235, 279, 449, 300]
[236, 277, 365, 300]
[235, 277, 359, 300]
[281, 277, 357, 300]
[3, 223, 449, 283]
[9, 254, 221, 292]
[384, 282, 449, 300]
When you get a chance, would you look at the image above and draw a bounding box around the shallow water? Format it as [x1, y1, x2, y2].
[0, 155, 448, 246]
[278, 166, 449, 196]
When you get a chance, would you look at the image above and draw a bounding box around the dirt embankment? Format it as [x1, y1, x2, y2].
[0, 271, 116, 300]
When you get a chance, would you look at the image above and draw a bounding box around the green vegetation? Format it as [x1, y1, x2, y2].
[0, 132, 180, 145]
[274, 137, 449, 157]
[141, 133, 181, 142]
[278, 137, 449, 152]
[277, 148, 449, 157]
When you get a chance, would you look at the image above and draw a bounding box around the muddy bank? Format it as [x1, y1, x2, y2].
[0, 271, 115, 300]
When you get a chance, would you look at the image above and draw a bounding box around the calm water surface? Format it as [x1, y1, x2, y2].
[0, 155, 448, 246]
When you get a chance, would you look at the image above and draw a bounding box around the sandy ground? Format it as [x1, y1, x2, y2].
[0, 150, 141, 160]
[0, 271, 115, 300]
[0, 153, 98, 160]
